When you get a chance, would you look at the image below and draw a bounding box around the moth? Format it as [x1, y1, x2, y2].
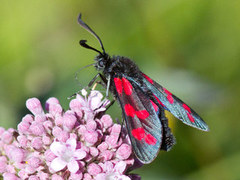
[77, 14, 209, 164]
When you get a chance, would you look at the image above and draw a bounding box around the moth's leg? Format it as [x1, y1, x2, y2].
[74, 63, 96, 88]
[92, 81, 105, 90]
[94, 99, 115, 120]
[90, 74, 116, 115]
[105, 100, 115, 111]
[93, 97, 115, 113]
[92, 74, 111, 98]
[87, 73, 107, 89]
[117, 115, 126, 142]
[91, 74, 112, 97]
[106, 75, 111, 98]
[68, 73, 106, 99]
[91, 74, 113, 107]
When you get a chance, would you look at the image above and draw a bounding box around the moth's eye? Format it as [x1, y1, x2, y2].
[98, 60, 104, 67]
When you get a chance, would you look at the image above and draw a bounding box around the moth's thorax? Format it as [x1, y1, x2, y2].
[95, 54, 141, 78]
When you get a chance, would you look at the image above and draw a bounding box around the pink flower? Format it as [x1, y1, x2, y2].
[0, 156, 7, 173]
[76, 90, 110, 119]
[116, 144, 132, 160]
[50, 138, 86, 173]
[95, 161, 131, 180]
[0, 90, 140, 179]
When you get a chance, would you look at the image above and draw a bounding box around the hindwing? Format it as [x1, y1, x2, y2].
[141, 73, 209, 131]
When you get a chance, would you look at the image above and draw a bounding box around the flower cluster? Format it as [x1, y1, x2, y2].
[0, 90, 141, 179]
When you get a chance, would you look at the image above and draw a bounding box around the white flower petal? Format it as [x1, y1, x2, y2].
[95, 107, 106, 113]
[66, 138, 76, 151]
[89, 99, 101, 110]
[95, 173, 106, 180]
[74, 149, 87, 160]
[102, 99, 110, 107]
[50, 157, 67, 172]
[114, 161, 127, 174]
[50, 141, 66, 156]
[107, 173, 131, 180]
[117, 175, 131, 180]
[81, 89, 88, 96]
[76, 94, 86, 106]
[89, 91, 103, 110]
[67, 159, 79, 173]
[90, 90, 103, 99]
[104, 161, 114, 173]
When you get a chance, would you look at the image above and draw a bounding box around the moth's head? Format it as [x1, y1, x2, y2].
[94, 53, 110, 71]
[78, 14, 109, 71]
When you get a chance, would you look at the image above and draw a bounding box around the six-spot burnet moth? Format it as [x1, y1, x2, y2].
[77, 14, 209, 164]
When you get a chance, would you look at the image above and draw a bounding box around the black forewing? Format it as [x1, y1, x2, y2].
[141, 73, 209, 131]
[114, 75, 163, 164]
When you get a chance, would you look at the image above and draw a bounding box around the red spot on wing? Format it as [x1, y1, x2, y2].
[164, 88, 174, 104]
[153, 94, 165, 107]
[150, 100, 158, 112]
[124, 104, 135, 117]
[167, 96, 174, 104]
[122, 77, 133, 95]
[132, 128, 145, 140]
[132, 128, 157, 146]
[164, 88, 172, 96]
[182, 104, 191, 113]
[136, 110, 149, 119]
[183, 104, 195, 123]
[114, 77, 123, 95]
[145, 134, 157, 145]
[187, 113, 195, 123]
[142, 73, 153, 84]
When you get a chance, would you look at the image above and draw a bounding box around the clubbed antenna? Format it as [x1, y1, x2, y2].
[78, 13, 106, 55]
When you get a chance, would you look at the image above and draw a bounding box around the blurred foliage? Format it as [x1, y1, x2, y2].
[0, 0, 240, 179]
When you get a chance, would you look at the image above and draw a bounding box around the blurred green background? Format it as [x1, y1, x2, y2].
[1, 0, 240, 179]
